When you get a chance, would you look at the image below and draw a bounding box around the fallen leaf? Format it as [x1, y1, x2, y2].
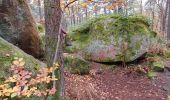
[13, 60, 20, 66]
[19, 61, 25, 66]
[18, 58, 23, 62]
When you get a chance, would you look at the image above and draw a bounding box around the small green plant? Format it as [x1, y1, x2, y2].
[147, 71, 157, 79]
[152, 61, 164, 72]
[164, 50, 170, 58]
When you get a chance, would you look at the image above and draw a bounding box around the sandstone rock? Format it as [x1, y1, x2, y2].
[0, 0, 41, 58]
[66, 15, 159, 63]
[0, 37, 45, 79]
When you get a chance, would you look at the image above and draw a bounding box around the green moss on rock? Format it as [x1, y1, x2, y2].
[0, 37, 45, 79]
[66, 14, 157, 63]
[64, 54, 89, 75]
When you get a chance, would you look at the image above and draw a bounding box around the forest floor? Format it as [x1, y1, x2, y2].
[65, 61, 170, 100]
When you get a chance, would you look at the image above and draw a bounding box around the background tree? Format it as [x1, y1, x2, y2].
[167, 0, 170, 39]
[145, 0, 168, 37]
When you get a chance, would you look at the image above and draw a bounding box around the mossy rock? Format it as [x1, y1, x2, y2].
[66, 15, 159, 63]
[152, 61, 164, 72]
[64, 53, 89, 75]
[0, 37, 45, 80]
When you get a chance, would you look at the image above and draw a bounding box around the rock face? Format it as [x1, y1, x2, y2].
[0, 0, 41, 58]
[0, 37, 45, 79]
[66, 15, 158, 63]
[0, 13, 17, 44]
[64, 53, 89, 75]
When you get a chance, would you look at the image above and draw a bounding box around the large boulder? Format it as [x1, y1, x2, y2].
[0, 37, 45, 80]
[65, 15, 158, 63]
[0, 0, 41, 58]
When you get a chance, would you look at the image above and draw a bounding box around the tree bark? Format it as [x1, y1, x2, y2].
[71, 6, 76, 25]
[38, 0, 42, 22]
[140, 0, 143, 14]
[85, 7, 88, 20]
[167, 0, 170, 39]
[44, 0, 61, 66]
[162, 0, 168, 35]
[151, 3, 155, 30]
[44, 0, 64, 99]
[104, 7, 107, 14]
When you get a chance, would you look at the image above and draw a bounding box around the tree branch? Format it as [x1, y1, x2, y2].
[64, 0, 78, 9]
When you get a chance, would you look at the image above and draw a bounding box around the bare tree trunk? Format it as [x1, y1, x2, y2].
[108, 9, 111, 14]
[44, 0, 64, 99]
[151, 3, 155, 30]
[67, 7, 73, 25]
[95, 10, 97, 16]
[167, 0, 170, 39]
[94, 6, 98, 16]
[76, 16, 79, 24]
[38, 0, 42, 22]
[85, 8, 88, 19]
[162, 0, 168, 36]
[71, 6, 76, 25]
[125, 0, 128, 15]
[104, 7, 107, 14]
[140, 0, 143, 14]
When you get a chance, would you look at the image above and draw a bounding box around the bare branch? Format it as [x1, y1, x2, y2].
[64, 0, 78, 9]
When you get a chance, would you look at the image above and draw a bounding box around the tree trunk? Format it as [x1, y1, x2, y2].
[167, 0, 170, 39]
[95, 10, 97, 16]
[104, 7, 107, 14]
[162, 0, 168, 35]
[85, 8, 88, 19]
[38, 0, 42, 22]
[44, 0, 64, 99]
[71, 6, 76, 25]
[140, 0, 143, 14]
[151, 3, 155, 30]
[44, 0, 61, 66]
[0, 0, 41, 58]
